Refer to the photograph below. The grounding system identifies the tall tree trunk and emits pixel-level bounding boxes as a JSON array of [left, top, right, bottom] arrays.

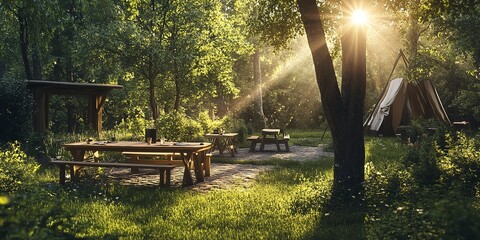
[[216, 93, 228, 118], [149, 76, 159, 120], [32, 47, 42, 79], [406, 0, 420, 81], [297, 0, 366, 191], [66, 57, 75, 132], [18, 13, 32, 79], [339, 20, 367, 188], [0, 60, 5, 79], [174, 76, 181, 111], [253, 48, 266, 129]]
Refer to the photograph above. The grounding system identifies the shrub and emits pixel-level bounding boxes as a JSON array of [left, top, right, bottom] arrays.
[[290, 174, 333, 214], [0, 78, 33, 144], [431, 199, 480, 239], [437, 132, 480, 196], [156, 112, 204, 141], [0, 142, 40, 193], [401, 137, 441, 185]]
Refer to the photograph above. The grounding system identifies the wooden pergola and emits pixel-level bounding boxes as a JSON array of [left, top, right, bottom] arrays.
[[26, 80, 123, 133]]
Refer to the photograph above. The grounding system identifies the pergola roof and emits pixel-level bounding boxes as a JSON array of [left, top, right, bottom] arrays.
[[26, 80, 123, 133], [26, 80, 123, 95]]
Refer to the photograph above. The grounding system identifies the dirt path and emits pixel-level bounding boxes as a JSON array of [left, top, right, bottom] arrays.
[[107, 145, 333, 192]]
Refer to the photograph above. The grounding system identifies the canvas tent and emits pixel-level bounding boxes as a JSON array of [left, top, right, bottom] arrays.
[[364, 78, 451, 136]]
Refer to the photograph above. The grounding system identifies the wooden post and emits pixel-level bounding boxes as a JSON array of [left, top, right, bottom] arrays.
[[32, 88, 48, 132], [87, 95, 104, 133]]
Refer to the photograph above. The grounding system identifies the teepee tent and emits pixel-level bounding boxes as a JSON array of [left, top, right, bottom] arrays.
[[364, 77, 450, 136]]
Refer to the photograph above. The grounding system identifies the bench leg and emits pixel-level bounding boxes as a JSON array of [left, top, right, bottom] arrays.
[[70, 165, 77, 183], [204, 154, 211, 177], [166, 169, 171, 187], [260, 140, 265, 151], [249, 142, 256, 152], [159, 169, 165, 187], [130, 156, 140, 173], [193, 153, 204, 183], [285, 142, 290, 152], [59, 164, 66, 185]]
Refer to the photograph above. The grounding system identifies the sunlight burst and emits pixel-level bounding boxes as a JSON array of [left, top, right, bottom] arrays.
[[352, 10, 368, 25]]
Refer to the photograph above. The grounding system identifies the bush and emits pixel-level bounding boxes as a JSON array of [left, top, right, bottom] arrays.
[[0, 142, 39, 193], [0, 78, 33, 144], [401, 137, 441, 185], [156, 112, 204, 141], [431, 199, 480, 239], [437, 132, 480, 196]]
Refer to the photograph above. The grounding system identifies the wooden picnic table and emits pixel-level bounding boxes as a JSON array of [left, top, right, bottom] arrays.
[[260, 129, 281, 152], [63, 141, 211, 186], [205, 133, 238, 156]]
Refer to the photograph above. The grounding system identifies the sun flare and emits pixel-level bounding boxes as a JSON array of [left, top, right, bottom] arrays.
[[352, 10, 368, 25]]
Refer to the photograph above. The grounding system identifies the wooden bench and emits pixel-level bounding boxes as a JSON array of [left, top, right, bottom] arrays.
[[122, 152, 212, 177], [247, 135, 290, 152], [50, 160, 176, 187]]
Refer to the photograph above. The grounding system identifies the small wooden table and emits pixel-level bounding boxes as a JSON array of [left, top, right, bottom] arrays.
[[260, 129, 281, 152], [205, 133, 238, 157], [63, 141, 211, 186]]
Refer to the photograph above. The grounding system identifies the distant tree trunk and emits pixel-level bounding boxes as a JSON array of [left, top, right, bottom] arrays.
[[406, 0, 421, 81], [216, 93, 228, 118], [0, 60, 5, 79], [253, 48, 266, 129], [149, 75, 159, 120], [297, 0, 366, 192], [32, 47, 42, 79], [18, 12, 32, 79], [66, 57, 75, 132], [174, 75, 181, 111]]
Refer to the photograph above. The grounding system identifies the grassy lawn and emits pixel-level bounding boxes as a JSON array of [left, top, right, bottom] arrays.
[[2, 130, 480, 239]]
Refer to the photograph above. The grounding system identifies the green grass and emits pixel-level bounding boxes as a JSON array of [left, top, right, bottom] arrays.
[[3, 130, 480, 239]]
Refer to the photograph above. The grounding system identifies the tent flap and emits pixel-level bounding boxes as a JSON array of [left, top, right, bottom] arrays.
[[364, 78, 450, 136]]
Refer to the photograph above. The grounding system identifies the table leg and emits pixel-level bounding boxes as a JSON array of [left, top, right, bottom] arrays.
[[59, 164, 66, 184], [181, 152, 194, 187], [260, 134, 266, 151], [227, 138, 236, 157], [233, 137, 238, 153], [275, 134, 280, 152], [204, 153, 211, 177], [193, 152, 205, 182], [69, 149, 85, 180]]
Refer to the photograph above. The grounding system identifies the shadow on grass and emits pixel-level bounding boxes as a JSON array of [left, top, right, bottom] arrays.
[[255, 157, 367, 240], [311, 185, 367, 240]]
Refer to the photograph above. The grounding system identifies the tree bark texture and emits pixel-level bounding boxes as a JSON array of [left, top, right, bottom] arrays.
[[18, 11, 32, 80], [253, 48, 266, 129], [297, 0, 366, 188]]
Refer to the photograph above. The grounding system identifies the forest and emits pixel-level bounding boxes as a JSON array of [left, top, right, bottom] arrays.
[[1, 0, 480, 239], [1, 0, 480, 141]]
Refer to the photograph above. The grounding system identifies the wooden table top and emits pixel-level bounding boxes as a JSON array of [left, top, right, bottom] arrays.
[[261, 129, 280, 134], [205, 133, 238, 138], [63, 141, 212, 152]]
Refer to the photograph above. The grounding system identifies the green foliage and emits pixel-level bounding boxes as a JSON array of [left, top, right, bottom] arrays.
[[290, 173, 333, 215], [402, 137, 441, 185], [431, 199, 480, 239], [156, 112, 204, 142], [0, 142, 39, 193], [0, 78, 33, 144], [437, 132, 480, 196], [0, 186, 76, 239], [2, 131, 480, 239]]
